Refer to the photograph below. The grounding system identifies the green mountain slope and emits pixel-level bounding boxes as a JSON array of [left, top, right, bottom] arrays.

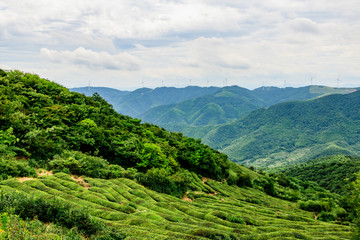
[[140, 85, 357, 140], [141, 86, 264, 127], [203, 90, 360, 168], [280, 155, 360, 194], [0, 70, 229, 180]]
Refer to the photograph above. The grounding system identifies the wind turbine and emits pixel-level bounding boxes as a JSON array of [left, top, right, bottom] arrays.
[[336, 75, 340, 88]]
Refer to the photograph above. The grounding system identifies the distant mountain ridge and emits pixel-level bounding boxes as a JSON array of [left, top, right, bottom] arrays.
[[140, 86, 265, 127], [203, 90, 360, 168], [71, 86, 219, 117], [72, 85, 357, 125], [139, 85, 357, 139]]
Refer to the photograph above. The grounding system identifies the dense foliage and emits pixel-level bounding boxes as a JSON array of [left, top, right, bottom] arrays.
[[0, 69, 229, 181], [0, 190, 126, 239], [281, 155, 360, 194], [0, 212, 85, 239]]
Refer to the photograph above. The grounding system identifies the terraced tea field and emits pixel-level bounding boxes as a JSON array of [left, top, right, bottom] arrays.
[[0, 173, 353, 239]]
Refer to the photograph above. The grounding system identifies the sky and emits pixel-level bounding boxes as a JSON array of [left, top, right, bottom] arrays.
[[1, 0, 360, 90]]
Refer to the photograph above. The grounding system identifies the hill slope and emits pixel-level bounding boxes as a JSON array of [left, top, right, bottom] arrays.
[[0, 172, 354, 239], [202, 90, 360, 168], [141, 86, 265, 127], [140, 85, 357, 139], [0, 70, 229, 180], [281, 155, 360, 194]]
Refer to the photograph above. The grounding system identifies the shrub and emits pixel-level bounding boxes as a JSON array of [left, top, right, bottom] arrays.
[[227, 170, 239, 186], [318, 211, 336, 221], [238, 173, 253, 187], [136, 168, 190, 197], [299, 200, 327, 213], [254, 178, 276, 196], [0, 157, 37, 180], [227, 215, 245, 224], [0, 191, 104, 236], [49, 150, 109, 178]]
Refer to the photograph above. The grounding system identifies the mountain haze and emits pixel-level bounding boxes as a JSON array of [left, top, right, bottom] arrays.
[[72, 86, 219, 117]]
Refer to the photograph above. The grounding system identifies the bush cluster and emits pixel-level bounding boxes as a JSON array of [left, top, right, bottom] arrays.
[[49, 150, 128, 179], [0, 191, 104, 236], [136, 168, 191, 197], [0, 157, 37, 180]]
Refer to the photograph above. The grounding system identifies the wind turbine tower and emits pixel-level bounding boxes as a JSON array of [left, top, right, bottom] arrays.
[[336, 76, 340, 88]]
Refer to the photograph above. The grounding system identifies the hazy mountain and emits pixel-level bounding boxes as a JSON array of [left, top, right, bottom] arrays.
[[70, 87, 129, 112], [141, 86, 265, 127], [72, 86, 219, 117], [253, 85, 357, 106]]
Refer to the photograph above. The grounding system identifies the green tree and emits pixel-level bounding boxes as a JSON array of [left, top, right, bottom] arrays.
[[344, 172, 360, 239]]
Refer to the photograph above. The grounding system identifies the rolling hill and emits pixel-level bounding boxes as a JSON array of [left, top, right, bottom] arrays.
[[202, 90, 360, 168]]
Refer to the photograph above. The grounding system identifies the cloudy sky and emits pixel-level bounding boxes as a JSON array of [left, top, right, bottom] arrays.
[[1, 0, 359, 90]]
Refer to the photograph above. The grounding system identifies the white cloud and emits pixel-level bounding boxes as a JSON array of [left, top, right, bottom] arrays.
[[40, 47, 141, 71], [1, 0, 360, 89]]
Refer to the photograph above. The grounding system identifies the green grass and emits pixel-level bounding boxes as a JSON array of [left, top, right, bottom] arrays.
[[0, 174, 354, 239]]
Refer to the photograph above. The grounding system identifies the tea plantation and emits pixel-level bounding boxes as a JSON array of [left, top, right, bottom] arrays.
[[0, 172, 354, 239]]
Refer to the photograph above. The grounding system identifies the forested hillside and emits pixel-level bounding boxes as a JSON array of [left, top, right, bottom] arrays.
[[0, 70, 232, 180], [1, 69, 359, 239], [281, 155, 360, 194], [141, 86, 264, 128], [134, 85, 356, 140], [202, 90, 360, 168]]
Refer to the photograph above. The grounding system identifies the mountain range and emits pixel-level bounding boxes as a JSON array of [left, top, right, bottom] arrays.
[[203, 90, 360, 168], [72, 85, 359, 168]]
